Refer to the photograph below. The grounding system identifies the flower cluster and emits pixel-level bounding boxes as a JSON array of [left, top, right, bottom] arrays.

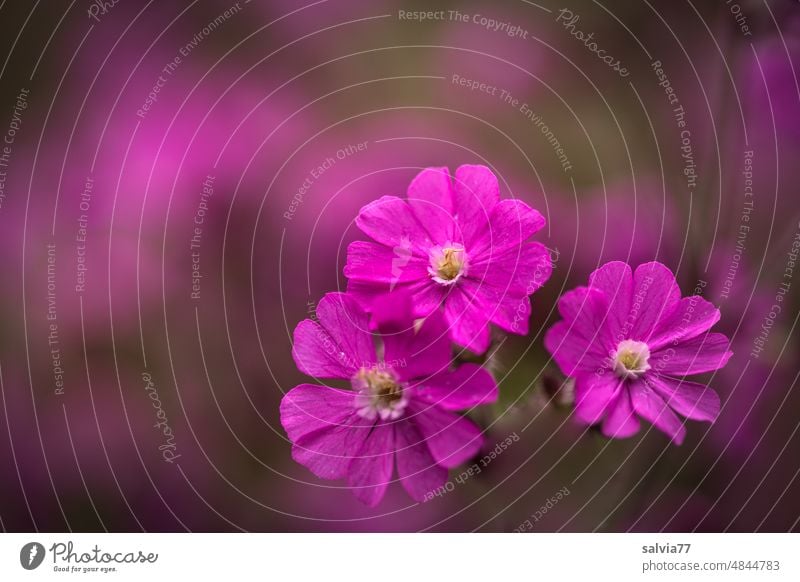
[[282, 292, 497, 505], [344, 165, 553, 353], [544, 262, 732, 444], [279, 165, 732, 506]]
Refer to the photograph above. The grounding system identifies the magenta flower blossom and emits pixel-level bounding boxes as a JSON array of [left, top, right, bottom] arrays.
[[544, 262, 733, 445], [344, 165, 553, 354], [280, 292, 498, 506]]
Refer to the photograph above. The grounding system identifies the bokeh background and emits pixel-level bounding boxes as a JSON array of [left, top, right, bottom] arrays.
[[0, 0, 798, 532]]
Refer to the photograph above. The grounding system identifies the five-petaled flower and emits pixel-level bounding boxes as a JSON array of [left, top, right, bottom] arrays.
[[280, 292, 498, 506], [344, 165, 553, 354], [544, 261, 732, 445]]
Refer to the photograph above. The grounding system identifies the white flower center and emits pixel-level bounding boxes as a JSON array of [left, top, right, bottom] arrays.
[[428, 242, 468, 285], [352, 366, 408, 420], [613, 339, 651, 379]]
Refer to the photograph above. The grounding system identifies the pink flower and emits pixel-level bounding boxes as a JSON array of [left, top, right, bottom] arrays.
[[344, 165, 553, 354], [544, 261, 733, 445], [280, 292, 498, 506]]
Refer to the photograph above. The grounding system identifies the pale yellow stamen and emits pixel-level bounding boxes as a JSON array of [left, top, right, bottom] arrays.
[[613, 339, 651, 379], [428, 243, 468, 285], [353, 367, 407, 420]]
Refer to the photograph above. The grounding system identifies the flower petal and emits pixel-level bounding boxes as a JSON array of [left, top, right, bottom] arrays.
[[367, 289, 415, 334], [280, 384, 356, 443], [452, 165, 500, 245], [395, 421, 448, 502], [413, 363, 498, 411], [544, 322, 603, 377], [347, 277, 445, 320], [407, 167, 457, 242], [647, 374, 720, 422], [470, 241, 553, 303], [491, 294, 531, 335], [410, 402, 483, 468], [557, 286, 609, 332], [292, 320, 357, 378], [650, 333, 732, 375], [315, 292, 377, 370], [629, 262, 681, 340], [588, 261, 633, 336], [344, 240, 428, 284], [470, 199, 546, 255], [383, 309, 452, 380], [465, 242, 552, 335], [573, 372, 622, 425], [292, 414, 373, 480], [347, 422, 395, 507], [356, 195, 434, 253], [407, 166, 453, 213], [646, 295, 721, 351], [443, 285, 492, 353], [544, 287, 615, 375], [602, 389, 640, 439], [630, 379, 687, 444]]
